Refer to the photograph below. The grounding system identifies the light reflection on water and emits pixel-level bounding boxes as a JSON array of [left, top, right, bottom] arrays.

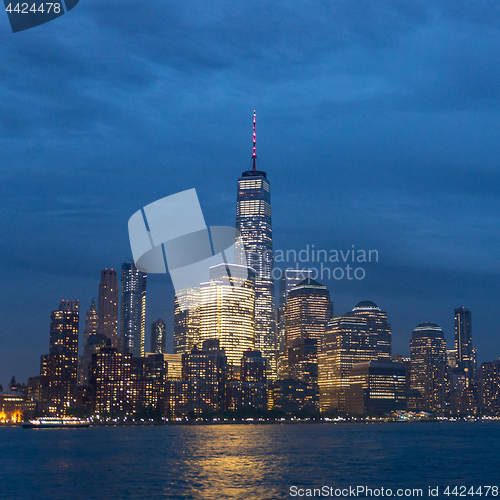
[[1, 422, 500, 499]]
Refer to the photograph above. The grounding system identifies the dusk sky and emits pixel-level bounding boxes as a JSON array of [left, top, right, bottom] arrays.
[[1, 1, 500, 388]]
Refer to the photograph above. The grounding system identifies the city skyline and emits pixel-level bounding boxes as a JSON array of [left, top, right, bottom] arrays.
[[2, 3, 500, 387], [1, 140, 498, 387]]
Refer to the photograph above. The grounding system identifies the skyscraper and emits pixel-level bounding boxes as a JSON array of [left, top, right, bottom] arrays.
[[279, 269, 313, 308], [318, 301, 392, 412], [41, 300, 79, 415], [284, 278, 333, 350], [173, 287, 200, 354], [455, 307, 474, 384], [49, 300, 79, 357], [199, 263, 255, 372], [409, 322, 447, 412], [283, 278, 333, 382], [277, 269, 313, 353], [151, 318, 166, 354], [83, 298, 100, 352], [98, 269, 119, 348], [235, 111, 276, 378], [120, 262, 147, 357], [80, 298, 102, 386]]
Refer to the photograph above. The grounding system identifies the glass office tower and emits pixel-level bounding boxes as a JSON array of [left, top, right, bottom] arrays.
[[235, 112, 276, 378]]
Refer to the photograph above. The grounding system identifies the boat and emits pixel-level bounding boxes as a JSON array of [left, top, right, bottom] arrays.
[[22, 417, 90, 428]]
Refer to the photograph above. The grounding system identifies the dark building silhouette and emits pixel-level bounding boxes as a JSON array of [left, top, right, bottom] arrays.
[[150, 318, 166, 354], [98, 269, 119, 348], [455, 307, 474, 385], [268, 379, 319, 414], [167, 340, 229, 417], [229, 350, 267, 411], [345, 361, 407, 414]]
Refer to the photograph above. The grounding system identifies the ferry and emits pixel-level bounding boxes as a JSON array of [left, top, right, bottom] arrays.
[[22, 417, 90, 429]]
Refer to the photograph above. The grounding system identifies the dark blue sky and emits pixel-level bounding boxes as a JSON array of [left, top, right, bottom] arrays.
[[1, 1, 500, 388]]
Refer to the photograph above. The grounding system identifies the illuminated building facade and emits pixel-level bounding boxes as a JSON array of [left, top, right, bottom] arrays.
[[235, 112, 276, 378], [229, 350, 267, 411], [446, 349, 458, 368], [199, 264, 255, 372], [120, 262, 147, 357], [38, 300, 80, 415], [479, 361, 500, 416], [344, 361, 407, 414], [409, 322, 447, 412], [284, 278, 333, 350], [283, 278, 333, 382], [90, 347, 132, 416], [278, 269, 313, 309], [277, 269, 313, 359], [318, 301, 392, 413], [455, 307, 474, 385], [241, 349, 266, 383], [173, 287, 200, 354], [167, 340, 229, 416], [0, 392, 35, 423], [151, 318, 166, 354], [98, 269, 119, 347], [268, 379, 319, 414]]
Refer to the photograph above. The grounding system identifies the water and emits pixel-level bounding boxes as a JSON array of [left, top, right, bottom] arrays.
[[1, 422, 499, 499]]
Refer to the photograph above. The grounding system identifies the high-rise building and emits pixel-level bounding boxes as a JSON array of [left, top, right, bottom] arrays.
[[318, 301, 392, 413], [409, 322, 447, 413], [229, 350, 267, 411], [120, 262, 147, 357], [151, 318, 166, 354], [80, 298, 103, 386], [284, 278, 333, 350], [278, 269, 313, 309], [83, 299, 100, 354], [173, 287, 200, 354], [345, 361, 407, 415], [199, 264, 255, 372], [98, 269, 119, 348], [49, 300, 79, 356], [90, 347, 132, 416], [168, 339, 230, 416], [282, 278, 333, 382], [479, 361, 500, 416], [454, 307, 474, 384], [235, 112, 276, 378], [41, 300, 80, 415], [277, 270, 313, 358]]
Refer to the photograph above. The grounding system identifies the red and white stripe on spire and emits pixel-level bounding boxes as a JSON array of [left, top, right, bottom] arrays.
[[252, 110, 257, 171]]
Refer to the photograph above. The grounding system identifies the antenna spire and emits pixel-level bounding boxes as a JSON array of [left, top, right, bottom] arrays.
[[252, 110, 257, 171]]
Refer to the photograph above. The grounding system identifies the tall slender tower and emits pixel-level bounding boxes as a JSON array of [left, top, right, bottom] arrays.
[[454, 307, 473, 385], [120, 262, 147, 357], [83, 298, 100, 351], [98, 269, 119, 348], [236, 112, 276, 378]]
